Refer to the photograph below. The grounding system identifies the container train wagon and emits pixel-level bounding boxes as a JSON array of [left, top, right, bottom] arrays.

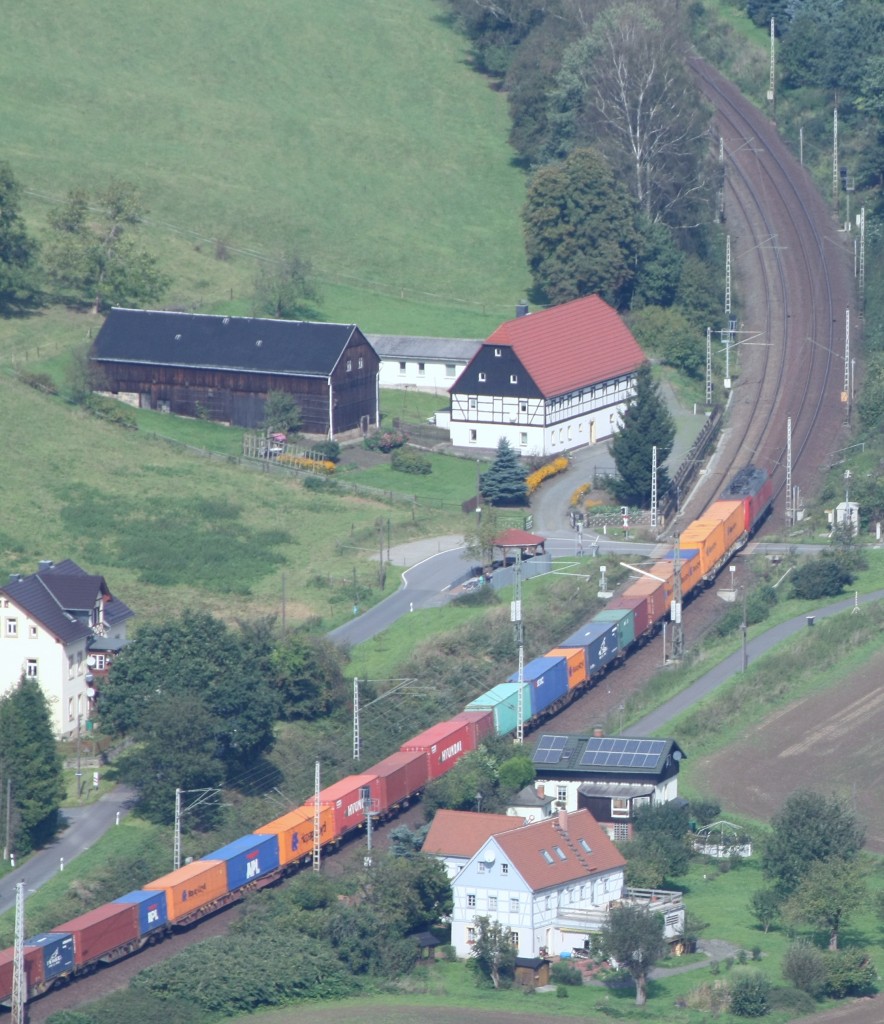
[[0, 466, 771, 1010]]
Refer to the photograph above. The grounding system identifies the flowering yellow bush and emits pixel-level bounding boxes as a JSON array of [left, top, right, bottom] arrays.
[[526, 456, 569, 495], [277, 454, 336, 474], [570, 482, 592, 507]]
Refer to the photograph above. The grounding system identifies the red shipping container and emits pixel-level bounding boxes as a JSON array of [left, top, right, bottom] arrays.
[[450, 709, 494, 746], [400, 717, 477, 780], [371, 750, 428, 813], [55, 903, 140, 967], [605, 595, 650, 638], [0, 945, 45, 1002], [313, 773, 378, 838], [622, 574, 671, 625]]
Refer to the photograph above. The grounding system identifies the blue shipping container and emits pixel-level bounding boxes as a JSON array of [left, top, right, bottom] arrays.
[[206, 833, 280, 891], [561, 620, 619, 677], [466, 682, 531, 736], [592, 608, 635, 650], [507, 655, 568, 718], [114, 889, 169, 936], [26, 933, 74, 980]]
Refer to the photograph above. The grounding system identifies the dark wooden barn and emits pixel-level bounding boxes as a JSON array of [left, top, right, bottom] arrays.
[[90, 308, 380, 437]]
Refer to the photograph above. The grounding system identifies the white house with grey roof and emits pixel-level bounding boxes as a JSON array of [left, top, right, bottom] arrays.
[[369, 335, 481, 395], [0, 560, 134, 736]]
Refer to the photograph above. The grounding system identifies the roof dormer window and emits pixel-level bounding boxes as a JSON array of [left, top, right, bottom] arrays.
[[478, 372, 486, 382], [509, 374, 518, 384], [494, 347, 502, 357]]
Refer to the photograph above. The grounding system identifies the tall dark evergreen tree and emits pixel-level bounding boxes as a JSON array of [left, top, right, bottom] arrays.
[[0, 162, 40, 314], [480, 437, 528, 507], [0, 678, 65, 854], [610, 362, 675, 507]]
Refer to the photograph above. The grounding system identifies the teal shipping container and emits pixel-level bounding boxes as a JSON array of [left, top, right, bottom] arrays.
[[592, 607, 635, 650], [466, 681, 532, 737]]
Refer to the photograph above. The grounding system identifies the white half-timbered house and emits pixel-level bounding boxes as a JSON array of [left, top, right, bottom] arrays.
[[448, 295, 647, 456], [449, 809, 627, 959]]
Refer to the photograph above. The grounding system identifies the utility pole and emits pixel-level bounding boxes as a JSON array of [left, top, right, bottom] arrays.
[[767, 17, 776, 115], [3, 777, 11, 860], [785, 417, 793, 527], [650, 446, 658, 530], [512, 550, 524, 745], [705, 327, 713, 406], [833, 107, 839, 211], [75, 714, 83, 799], [843, 309, 851, 421], [312, 760, 321, 873], [741, 588, 749, 673], [671, 539, 684, 663], [174, 787, 221, 870], [859, 208, 866, 310], [12, 881, 25, 1024], [352, 677, 360, 761]]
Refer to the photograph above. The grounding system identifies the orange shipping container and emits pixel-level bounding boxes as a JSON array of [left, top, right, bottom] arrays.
[[256, 804, 336, 866], [704, 500, 746, 551], [547, 647, 588, 690], [143, 859, 228, 923], [680, 518, 726, 577], [650, 552, 702, 599]]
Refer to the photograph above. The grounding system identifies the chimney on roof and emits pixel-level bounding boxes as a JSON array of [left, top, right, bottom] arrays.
[[592, 725, 604, 738], [536, 783, 545, 799], [515, 301, 529, 318], [9, 573, 22, 583], [38, 560, 54, 573], [557, 807, 568, 834]]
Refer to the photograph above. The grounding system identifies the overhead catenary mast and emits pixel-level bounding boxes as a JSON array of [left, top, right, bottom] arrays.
[[512, 549, 524, 745]]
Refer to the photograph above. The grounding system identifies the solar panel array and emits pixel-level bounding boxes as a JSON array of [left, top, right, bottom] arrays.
[[578, 737, 666, 769], [532, 734, 569, 764]]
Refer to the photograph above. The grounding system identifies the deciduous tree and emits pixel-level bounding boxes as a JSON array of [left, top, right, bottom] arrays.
[[598, 904, 666, 1005], [471, 916, 517, 989], [44, 180, 169, 313], [252, 250, 321, 321], [762, 791, 865, 898], [522, 148, 638, 307], [782, 856, 868, 950], [610, 362, 675, 507]]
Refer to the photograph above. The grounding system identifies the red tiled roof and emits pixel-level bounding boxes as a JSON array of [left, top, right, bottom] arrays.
[[422, 810, 526, 858], [494, 809, 626, 892], [492, 529, 546, 547], [487, 295, 646, 398]]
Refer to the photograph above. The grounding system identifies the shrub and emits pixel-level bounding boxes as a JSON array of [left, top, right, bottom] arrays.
[[277, 453, 335, 473], [555, 984, 569, 998], [791, 556, 854, 599], [728, 968, 771, 1016], [767, 986, 817, 1013], [570, 481, 591, 506], [526, 456, 569, 494], [83, 394, 137, 428], [550, 961, 583, 986], [782, 939, 827, 997], [439, 944, 456, 962], [364, 429, 407, 452], [309, 439, 341, 463], [20, 371, 58, 395], [303, 475, 338, 492], [823, 948, 877, 998], [391, 448, 432, 475]]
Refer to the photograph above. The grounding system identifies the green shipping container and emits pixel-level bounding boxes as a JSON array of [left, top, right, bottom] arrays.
[[466, 681, 532, 737], [592, 607, 635, 650]]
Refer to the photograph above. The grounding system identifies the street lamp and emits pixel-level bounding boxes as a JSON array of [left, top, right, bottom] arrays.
[[476, 791, 483, 813], [729, 565, 736, 592]]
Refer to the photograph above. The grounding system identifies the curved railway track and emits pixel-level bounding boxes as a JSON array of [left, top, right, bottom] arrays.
[[683, 60, 853, 530]]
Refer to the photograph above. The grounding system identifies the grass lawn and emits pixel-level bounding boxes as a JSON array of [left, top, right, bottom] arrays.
[[4, 0, 529, 334]]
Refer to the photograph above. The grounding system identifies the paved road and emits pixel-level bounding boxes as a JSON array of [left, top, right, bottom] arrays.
[[627, 589, 884, 736], [0, 785, 137, 916]]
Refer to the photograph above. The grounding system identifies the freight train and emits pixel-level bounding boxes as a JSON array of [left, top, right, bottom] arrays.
[[0, 465, 771, 1009]]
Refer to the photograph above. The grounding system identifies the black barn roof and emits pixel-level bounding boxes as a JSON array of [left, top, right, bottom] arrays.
[[91, 308, 374, 379]]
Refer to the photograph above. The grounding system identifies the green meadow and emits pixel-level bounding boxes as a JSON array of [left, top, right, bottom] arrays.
[[3, 0, 529, 334]]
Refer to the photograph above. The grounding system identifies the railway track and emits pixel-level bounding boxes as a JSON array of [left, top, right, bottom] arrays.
[[682, 60, 853, 531]]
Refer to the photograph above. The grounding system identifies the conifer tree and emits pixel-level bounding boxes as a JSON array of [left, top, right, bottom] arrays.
[[0, 677, 65, 854], [610, 362, 675, 507], [481, 437, 528, 507]]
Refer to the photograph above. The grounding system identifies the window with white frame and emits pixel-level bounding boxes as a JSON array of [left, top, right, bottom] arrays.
[[28, 624, 38, 639], [77, 651, 84, 675], [398, 361, 406, 375], [477, 862, 486, 874], [26, 659, 38, 678], [557, 785, 567, 803], [488, 896, 498, 911], [5, 618, 17, 637], [418, 362, 425, 376], [346, 359, 352, 372], [520, 402, 527, 413], [509, 897, 519, 913], [467, 926, 476, 943], [68, 697, 74, 721], [358, 356, 364, 369], [509, 373, 518, 384], [520, 433, 528, 446], [509, 930, 519, 949], [501, 863, 509, 875], [612, 797, 630, 818], [613, 822, 630, 841], [445, 363, 456, 377], [467, 894, 476, 908], [68, 655, 75, 678], [494, 347, 502, 357], [94, 654, 106, 671], [478, 372, 486, 382], [469, 397, 477, 409], [469, 429, 477, 443]]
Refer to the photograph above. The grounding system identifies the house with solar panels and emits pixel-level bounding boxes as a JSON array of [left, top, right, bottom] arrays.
[[447, 295, 647, 456], [530, 734, 687, 842], [0, 560, 134, 737]]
